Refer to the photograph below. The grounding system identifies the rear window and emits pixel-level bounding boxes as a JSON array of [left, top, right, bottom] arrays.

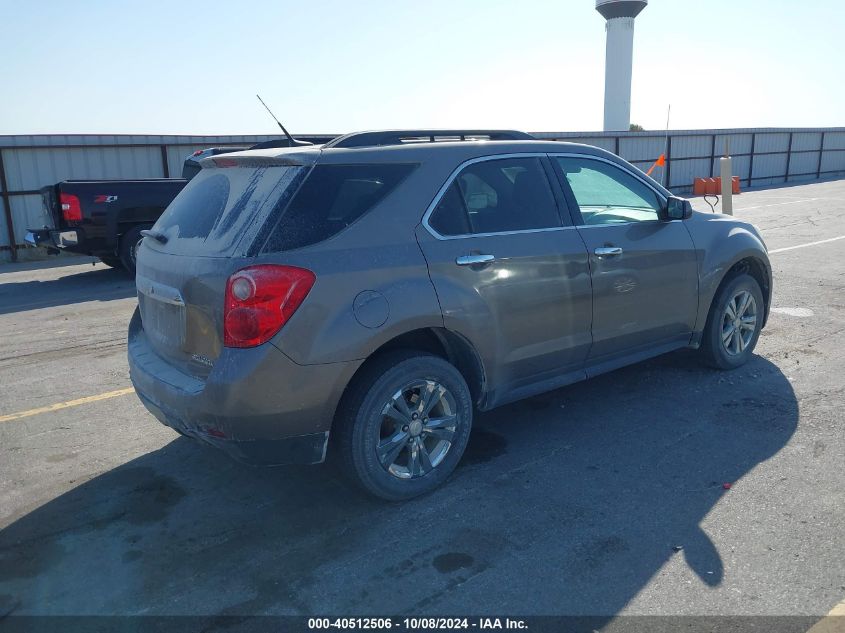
[[261, 164, 416, 253], [428, 157, 561, 236], [150, 165, 306, 256]]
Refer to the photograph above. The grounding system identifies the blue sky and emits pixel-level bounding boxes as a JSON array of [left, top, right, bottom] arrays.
[[2, 0, 843, 134]]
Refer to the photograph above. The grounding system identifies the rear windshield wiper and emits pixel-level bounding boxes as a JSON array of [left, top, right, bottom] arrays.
[[140, 229, 168, 244]]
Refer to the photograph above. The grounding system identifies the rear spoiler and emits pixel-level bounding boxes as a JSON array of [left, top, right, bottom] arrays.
[[199, 154, 316, 169]]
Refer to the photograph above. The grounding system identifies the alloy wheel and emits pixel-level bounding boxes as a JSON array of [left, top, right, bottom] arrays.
[[721, 290, 758, 356], [376, 379, 458, 479]]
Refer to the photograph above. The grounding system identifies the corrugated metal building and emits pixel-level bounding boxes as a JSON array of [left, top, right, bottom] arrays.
[[2, 128, 844, 261]]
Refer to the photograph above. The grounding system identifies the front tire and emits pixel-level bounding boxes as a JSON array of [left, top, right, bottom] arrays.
[[334, 351, 473, 501], [700, 273, 764, 369]]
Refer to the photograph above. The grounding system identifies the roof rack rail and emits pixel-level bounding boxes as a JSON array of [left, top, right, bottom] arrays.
[[323, 129, 535, 149]]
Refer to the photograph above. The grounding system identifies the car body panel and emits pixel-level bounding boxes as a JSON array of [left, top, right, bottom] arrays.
[[410, 151, 594, 407], [683, 212, 772, 335], [266, 243, 445, 366], [135, 250, 243, 378], [128, 308, 360, 463], [575, 220, 699, 359], [415, 226, 593, 407], [262, 159, 449, 365]]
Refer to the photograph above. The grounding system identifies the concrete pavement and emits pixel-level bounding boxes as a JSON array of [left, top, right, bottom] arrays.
[[0, 179, 843, 621]]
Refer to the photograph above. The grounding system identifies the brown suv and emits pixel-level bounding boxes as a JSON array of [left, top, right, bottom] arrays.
[[129, 130, 772, 500]]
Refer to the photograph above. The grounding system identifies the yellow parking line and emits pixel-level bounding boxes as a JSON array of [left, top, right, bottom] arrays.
[[0, 387, 135, 424], [806, 598, 845, 633]]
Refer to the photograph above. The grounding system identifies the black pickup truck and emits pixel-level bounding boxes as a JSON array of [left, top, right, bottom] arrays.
[[24, 147, 248, 273], [30, 178, 187, 272], [25, 138, 332, 274]]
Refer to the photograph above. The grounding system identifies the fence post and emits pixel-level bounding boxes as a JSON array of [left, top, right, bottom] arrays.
[[0, 150, 17, 263], [816, 132, 825, 179], [664, 135, 672, 188], [784, 132, 793, 184], [160, 145, 170, 178], [747, 133, 756, 188], [709, 134, 717, 178]]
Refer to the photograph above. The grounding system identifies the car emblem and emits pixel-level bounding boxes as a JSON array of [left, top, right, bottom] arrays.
[[191, 354, 214, 368]]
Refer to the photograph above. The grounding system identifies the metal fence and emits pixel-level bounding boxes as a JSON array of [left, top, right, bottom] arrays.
[[532, 127, 845, 196], [0, 133, 334, 262], [2, 127, 844, 262]]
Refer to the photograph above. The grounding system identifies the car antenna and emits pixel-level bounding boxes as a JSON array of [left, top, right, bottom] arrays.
[[256, 94, 308, 146]]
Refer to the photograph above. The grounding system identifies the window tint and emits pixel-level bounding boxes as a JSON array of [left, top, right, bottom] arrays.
[[262, 164, 415, 252], [429, 184, 472, 236], [151, 166, 305, 256], [556, 157, 663, 225], [159, 173, 230, 240], [428, 157, 560, 236]]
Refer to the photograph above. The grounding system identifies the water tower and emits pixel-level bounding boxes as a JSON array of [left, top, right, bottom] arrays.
[[596, 0, 648, 131]]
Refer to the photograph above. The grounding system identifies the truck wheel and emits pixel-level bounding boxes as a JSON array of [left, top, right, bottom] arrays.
[[333, 351, 473, 501], [99, 256, 121, 268], [700, 273, 764, 370], [119, 224, 152, 275]]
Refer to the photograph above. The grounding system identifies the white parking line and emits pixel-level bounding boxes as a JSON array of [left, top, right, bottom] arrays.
[[769, 235, 845, 254], [737, 198, 817, 211]]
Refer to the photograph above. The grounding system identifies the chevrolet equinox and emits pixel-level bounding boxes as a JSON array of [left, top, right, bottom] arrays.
[[129, 130, 772, 500]]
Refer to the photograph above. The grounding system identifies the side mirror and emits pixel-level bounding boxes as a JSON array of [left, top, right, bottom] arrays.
[[665, 196, 693, 220]]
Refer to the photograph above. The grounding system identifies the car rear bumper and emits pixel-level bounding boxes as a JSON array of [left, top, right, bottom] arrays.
[[127, 308, 361, 466]]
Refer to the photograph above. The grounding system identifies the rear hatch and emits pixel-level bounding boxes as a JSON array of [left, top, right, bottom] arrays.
[[136, 157, 310, 377]]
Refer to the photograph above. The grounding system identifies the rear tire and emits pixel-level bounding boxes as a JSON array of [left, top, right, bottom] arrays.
[[700, 273, 764, 370], [119, 224, 152, 276], [333, 351, 473, 501], [99, 256, 122, 268]]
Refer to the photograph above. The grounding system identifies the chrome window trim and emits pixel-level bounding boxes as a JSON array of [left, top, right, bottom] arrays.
[[549, 152, 670, 228], [575, 219, 682, 229], [421, 153, 571, 241], [421, 151, 675, 240]]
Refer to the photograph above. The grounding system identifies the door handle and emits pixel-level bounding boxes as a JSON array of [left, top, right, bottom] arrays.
[[456, 254, 495, 266], [594, 246, 623, 257]]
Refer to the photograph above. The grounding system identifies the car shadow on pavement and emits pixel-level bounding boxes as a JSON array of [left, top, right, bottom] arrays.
[[0, 351, 798, 624], [0, 266, 134, 315]]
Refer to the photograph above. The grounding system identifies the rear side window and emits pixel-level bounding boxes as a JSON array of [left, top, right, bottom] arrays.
[[428, 157, 561, 236], [150, 165, 306, 256], [261, 164, 416, 252]]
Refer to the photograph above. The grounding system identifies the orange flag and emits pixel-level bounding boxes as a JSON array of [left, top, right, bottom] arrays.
[[646, 154, 666, 176]]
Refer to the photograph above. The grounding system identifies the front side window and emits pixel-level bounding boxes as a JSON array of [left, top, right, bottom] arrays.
[[555, 157, 663, 225], [428, 157, 561, 236]]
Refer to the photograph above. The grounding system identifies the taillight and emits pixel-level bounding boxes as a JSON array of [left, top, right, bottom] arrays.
[[224, 265, 315, 348], [60, 193, 82, 222]]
